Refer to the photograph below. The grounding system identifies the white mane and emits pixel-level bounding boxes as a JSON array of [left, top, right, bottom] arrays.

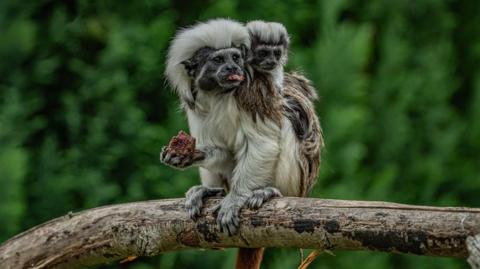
[[246, 20, 290, 46], [165, 18, 251, 106]]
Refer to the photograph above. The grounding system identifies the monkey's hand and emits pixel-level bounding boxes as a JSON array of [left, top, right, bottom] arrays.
[[214, 193, 248, 235], [185, 185, 226, 220], [160, 146, 205, 169], [246, 186, 282, 210], [160, 130, 205, 169]]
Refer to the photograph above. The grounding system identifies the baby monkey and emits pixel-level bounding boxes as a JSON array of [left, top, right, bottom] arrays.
[[246, 20, 290, 91], [244, 20, 321, 201]]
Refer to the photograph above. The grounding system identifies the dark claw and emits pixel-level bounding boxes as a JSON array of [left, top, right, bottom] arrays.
[[216, 199, 242, 235]]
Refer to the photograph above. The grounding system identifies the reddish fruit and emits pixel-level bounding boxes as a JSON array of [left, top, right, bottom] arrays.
[[166, 130, 196, 156]]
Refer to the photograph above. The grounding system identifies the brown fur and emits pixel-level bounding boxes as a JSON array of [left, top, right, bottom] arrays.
[[284, 72, 319, 101], [234, 69, 283, 125]]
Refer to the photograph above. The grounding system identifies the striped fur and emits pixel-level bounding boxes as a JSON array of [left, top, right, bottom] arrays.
[[282, 72, 323, 196]]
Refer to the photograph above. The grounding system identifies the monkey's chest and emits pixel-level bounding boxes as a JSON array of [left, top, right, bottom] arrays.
[[197, 106, 242, 150]]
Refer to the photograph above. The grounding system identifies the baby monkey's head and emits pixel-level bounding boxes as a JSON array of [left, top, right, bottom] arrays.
[[246, 21, 290, 72]]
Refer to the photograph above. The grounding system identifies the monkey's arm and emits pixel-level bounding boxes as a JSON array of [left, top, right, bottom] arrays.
[[194, 145, 235, 174], [160, 144, 234, 174]]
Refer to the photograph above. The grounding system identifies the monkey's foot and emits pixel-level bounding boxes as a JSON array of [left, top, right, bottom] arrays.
[[246, 187, 282, 210], [185, 185, 226, 220], [215, 194, 247, 236], [160, 146, 205, 169]]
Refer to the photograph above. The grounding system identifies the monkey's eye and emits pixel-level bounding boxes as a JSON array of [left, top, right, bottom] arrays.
[[274, 49, 281, 57], [257, 50, 268, 58], [212, 56, 224, 64], [232, 54, 240, 62]]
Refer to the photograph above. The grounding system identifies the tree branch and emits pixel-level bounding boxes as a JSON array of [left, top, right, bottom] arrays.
[[1, 198, 480, 269]]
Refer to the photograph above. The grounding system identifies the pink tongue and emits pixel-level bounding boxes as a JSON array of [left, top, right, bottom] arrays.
[[228, 74, 245, 81]]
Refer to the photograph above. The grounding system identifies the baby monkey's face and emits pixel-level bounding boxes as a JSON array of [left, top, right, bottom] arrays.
[[250, 44, 285, 72]]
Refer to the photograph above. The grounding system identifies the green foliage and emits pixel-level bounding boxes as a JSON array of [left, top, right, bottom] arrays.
[[1, 0, 479, 268]]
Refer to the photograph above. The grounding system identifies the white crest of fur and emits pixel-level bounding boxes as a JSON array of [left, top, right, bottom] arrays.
[[246, 20, 290, 46], [165, 19, 251, 105]]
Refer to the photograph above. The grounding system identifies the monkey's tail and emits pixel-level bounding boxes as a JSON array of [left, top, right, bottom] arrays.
[[235, 248, 265, 269]]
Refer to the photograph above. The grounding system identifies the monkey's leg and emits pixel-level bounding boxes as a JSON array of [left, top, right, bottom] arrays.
[[214, 187, 282, 235], [216, 130, 281, 235], [245, 186, 283, 210]]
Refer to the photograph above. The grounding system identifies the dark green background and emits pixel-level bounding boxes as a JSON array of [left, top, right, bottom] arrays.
[[1, 0, 479, 268]]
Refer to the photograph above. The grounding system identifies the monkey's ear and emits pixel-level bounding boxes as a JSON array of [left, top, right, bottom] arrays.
[[181, 60, 197, 77], [181, 59, 193, 70]]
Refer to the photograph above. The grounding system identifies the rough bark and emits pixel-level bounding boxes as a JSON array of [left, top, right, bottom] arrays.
[[1, 198, 480, 269]]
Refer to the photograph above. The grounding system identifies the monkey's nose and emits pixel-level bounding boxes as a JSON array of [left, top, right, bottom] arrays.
[[225, 65, 239, 72]]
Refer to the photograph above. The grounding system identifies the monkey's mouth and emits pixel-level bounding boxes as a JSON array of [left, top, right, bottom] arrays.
[[227, 74, 245, 82], [218, 71, 245, 89], [260, 63, 276, 71]]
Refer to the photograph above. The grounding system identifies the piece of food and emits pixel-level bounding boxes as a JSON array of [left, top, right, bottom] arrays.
[[166, 130, 196, 156]]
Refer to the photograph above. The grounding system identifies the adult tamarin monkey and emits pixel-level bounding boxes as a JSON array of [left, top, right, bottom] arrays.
[[161, 19, 323, 269]]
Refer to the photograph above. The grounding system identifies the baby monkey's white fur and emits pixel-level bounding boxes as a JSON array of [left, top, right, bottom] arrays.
[[246, 20, 306, 198]]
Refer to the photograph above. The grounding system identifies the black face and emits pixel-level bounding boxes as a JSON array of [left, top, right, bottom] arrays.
[[250, 45, 283, 71], [182, 46, 246, 92]]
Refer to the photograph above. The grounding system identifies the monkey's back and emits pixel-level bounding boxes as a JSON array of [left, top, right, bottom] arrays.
[[283, 72, 324, 197]]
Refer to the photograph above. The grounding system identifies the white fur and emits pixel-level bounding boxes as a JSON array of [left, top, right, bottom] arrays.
[[187, 93, 239, 180], [246, 20, 290, 46], [188, 92, 302, 197], [187, 91, 281, 196], [274, 118, 301, 196], [270, 65, 285, 93], [165, 19, 250, 106]]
